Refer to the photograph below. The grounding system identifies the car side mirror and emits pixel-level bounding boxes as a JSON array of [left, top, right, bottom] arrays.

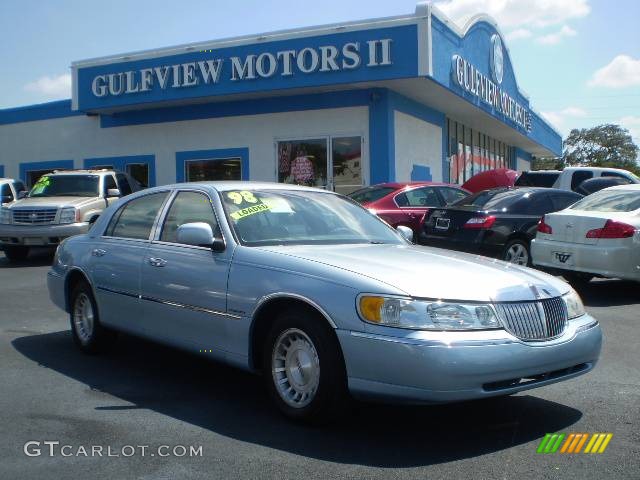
[[1, 195, 13, 203], [396, 225, 414, 243], [176, 222, 225, 251], [106, 188, 121, 198], [18, 191, 28, 199]]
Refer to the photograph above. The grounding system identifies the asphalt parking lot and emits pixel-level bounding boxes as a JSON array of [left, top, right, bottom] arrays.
[[1, 248, 638, 480]]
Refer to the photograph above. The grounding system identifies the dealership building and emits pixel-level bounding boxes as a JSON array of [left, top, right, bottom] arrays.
[[0, 2, 562, 193]]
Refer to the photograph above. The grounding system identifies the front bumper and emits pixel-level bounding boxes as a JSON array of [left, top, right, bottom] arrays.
[[532, 238, 639, 282], [337, 314, 602, 404], [0, 222, 89, 247]]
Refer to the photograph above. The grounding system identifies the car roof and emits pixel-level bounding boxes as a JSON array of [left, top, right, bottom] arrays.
[[370, 181, 457, 189], [562, 166, 631, 173], [48, 169, 123, 175], [601, 184, 640, 192], [145, 181, 336, 194]]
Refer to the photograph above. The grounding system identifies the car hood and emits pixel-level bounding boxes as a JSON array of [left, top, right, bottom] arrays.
[[7, 197, 99, 208], [257, 244, 570, 302]]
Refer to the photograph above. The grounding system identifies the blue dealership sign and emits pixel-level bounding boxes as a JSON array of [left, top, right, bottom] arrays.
[[75, 24, 418, 111]]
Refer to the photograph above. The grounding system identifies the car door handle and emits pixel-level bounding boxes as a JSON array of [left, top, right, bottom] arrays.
[[91, 248, 107, 257], [148, 257, 167, 267]]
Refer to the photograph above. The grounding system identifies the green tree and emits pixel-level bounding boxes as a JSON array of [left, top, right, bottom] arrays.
[[563, 124, 640, 175]]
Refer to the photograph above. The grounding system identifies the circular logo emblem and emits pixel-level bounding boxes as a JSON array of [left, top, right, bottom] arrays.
[[491, 34, 504, 84]]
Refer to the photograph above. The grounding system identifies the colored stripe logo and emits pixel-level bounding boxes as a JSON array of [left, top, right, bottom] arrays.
[[537, 433, 613, 454]]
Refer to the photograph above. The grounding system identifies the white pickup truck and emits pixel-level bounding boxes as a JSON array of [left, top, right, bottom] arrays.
[[0, 178, 27, 206], [516, 167, 640, 192]]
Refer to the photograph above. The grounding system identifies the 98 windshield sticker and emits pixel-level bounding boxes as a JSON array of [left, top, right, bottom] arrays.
[[226, 191, 272, 220]]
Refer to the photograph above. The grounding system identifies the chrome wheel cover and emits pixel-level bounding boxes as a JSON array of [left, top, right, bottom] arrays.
[[271, 328, 320, 408], [73, 292, 94, 344], [505, 243, 529, 265]]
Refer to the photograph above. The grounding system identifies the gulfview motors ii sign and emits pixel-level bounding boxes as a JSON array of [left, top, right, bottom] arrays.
[[452, 35, 532, 132], [90, 39, 393, 98]]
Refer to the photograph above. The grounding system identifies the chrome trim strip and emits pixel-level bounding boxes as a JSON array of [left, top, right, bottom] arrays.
[[348, 330, 517, 347], [96, 285, 240, 319], [253, 292, 338, 328]]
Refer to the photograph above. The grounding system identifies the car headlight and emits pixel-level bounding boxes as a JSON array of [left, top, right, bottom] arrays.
[[0, 208, 11, 224], [59, 207, 78, 224], [358, 295, 502, 330], [562, 288, 585, 320]]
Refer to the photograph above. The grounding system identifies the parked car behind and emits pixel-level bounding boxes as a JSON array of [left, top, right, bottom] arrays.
[[532, 184, 640, 285], [419, 187, 582, 265], [348, 182, 470, 236], [0, 178, 27, 206], [0, 169, 140, 262], [48, 182, 601, 423], [575, 176, 632, 196]]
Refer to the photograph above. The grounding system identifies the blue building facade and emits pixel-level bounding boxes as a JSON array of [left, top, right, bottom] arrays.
[[0, 3, 561, 192]]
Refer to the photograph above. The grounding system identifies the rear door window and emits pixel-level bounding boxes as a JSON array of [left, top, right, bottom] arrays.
[[524, 193, 554, 215], [439, 187, 468, 205], [396, 187, 441, 207], [106, 192, 169, 240]]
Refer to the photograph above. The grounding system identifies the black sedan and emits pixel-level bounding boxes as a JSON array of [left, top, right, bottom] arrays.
[[418, 187, 582, 266]]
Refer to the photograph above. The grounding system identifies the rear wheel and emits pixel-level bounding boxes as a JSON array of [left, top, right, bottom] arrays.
[[503, 239, 531, 266], [3, 246, 29, 262], [70, 282, 117, 354], [263, 306, 348, 424]]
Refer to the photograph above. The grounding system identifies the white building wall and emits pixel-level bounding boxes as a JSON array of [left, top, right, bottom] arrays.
[[393, 110, 442, 182], [0, 106, 369, 186]]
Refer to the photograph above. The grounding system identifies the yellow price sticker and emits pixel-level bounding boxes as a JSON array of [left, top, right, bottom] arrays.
[[227, 190, 258, 205], [230, 203, 271, 220]]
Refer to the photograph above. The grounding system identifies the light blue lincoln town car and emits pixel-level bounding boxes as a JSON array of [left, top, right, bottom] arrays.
[[47, 182, 602, 422]]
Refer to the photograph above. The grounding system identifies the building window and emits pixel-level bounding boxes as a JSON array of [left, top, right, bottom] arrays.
[[332, 136, 362, 195], [277, 138, 328, 188], [185, 158, 242, 182], [84, 155, 156, 187]]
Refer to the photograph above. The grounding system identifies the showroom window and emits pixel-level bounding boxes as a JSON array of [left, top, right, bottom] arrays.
[[277, 136, 363, 194], [446, 119, 516, 184], [185, 158, 242, 182]]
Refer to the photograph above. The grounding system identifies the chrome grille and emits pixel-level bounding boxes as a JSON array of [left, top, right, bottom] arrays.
[[12, 208, 58, 224], [496, 297, 567, 341]]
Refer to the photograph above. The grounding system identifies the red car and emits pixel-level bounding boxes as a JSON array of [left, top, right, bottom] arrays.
[[348, 182, 470, 235]]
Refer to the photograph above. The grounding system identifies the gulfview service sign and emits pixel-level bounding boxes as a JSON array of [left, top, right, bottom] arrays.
[[75, 25, 418, 110]]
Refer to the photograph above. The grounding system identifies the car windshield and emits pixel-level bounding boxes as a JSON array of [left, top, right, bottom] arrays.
[[452, 189, 524, 210], [569, 189, 640, 212], [348, 186, 395, 204], [28, 175, 100, 197], [221, 189, 406, 246]]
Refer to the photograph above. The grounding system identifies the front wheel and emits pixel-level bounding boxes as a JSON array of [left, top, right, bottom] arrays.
[[70, 282, 117, 354], [503, 239, 531, 266], [263, 307, 348, 423]]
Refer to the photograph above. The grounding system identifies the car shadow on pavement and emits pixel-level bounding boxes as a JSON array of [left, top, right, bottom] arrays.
[[575, 279, 640, 308], [13, 330, 583, 468], [0, 249, 54, 268]]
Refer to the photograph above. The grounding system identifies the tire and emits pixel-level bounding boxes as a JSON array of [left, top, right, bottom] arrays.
[[502, 239, 531, 266], [3, 246, 29, 262], [563, 272, 593, 287], [69, 282, 117, 354], [263, 306, 348, 424]]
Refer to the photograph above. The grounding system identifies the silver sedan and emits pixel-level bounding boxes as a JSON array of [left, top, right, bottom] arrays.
[[47, 182, 602, 422]]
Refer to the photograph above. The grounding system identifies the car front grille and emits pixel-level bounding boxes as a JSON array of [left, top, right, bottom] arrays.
[[12, 208, 58, 224], [495, 297, 567, 341]]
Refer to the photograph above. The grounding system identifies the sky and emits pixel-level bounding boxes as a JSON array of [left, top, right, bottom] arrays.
[[1, 0, 639, 146]]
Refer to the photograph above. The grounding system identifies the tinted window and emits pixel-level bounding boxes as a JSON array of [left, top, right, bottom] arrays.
[[106, 192, 168, 240], [524, 193, 554, 215], [453, 189, 525, 211], [551, 193, 581, 210], [116, 173, 132, 196], [1, 184, 13, 201], [571, 171, 594, 191], [395, 187, 441, 207], [103, 175, 117, 195], [570, 189, 640, 212], [439, 187, 469, 205], [601, 171, 628, 179], [348, 186, 396, 204], [160, 191, 220, 244], [515, 171, 560, 187]]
